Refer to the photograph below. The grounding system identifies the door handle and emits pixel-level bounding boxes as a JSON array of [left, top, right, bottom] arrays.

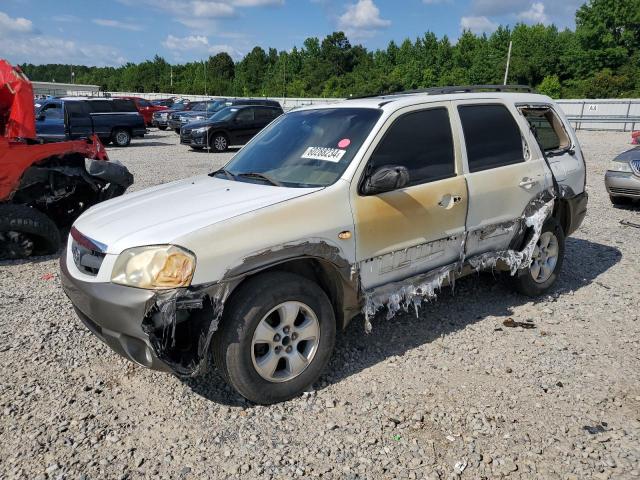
[[519, 177, 538, 189], [438, 194, 463, 209]]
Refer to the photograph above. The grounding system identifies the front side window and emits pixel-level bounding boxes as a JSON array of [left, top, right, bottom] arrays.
[[366, 107, 456, 187], [41, 103, 63, 119], [458, 104, 525, 172], [235, 108, 254, 123], [217, 108, 382, 188]]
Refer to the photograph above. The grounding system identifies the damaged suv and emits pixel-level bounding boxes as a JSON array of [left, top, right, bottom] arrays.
[[61, 86, 588, 404]]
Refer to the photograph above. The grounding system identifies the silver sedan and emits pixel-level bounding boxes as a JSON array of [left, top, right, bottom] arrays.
[[605, 147, 640, 205]]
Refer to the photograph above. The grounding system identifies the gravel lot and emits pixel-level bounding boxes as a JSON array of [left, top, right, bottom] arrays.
[[1, 129, 639, 480]]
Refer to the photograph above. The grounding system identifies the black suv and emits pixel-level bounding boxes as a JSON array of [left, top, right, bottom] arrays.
[[180, 104, 283, 151]]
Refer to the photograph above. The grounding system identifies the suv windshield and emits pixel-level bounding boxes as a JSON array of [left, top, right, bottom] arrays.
[[216, 108, 382, 188]]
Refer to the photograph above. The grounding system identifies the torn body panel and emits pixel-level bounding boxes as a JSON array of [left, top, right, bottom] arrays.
[[360, 199, 555, 329], [141, 240, 358, 377]]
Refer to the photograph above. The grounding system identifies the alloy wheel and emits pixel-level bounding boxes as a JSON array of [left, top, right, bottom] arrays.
[[251, 301, 320, 383], [530, 231, 559, 283]]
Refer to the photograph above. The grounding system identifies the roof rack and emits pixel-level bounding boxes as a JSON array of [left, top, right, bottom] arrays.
[[347, 84, 533, 100]]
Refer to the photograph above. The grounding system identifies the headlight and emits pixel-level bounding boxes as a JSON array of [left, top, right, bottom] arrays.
[[193, 126, 209, 134], [111, 245, 195, 289], [194, 116, 205, 121], [608, 160, 632, 173]]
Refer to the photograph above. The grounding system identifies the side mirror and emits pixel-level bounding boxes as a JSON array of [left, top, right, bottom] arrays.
[[362, 165, 410, 195]]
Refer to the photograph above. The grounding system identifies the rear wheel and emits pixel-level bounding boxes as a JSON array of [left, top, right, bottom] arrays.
[[174, 128, 180, 134], [158, 126, 167, 131], [512, 218, 565, 296], [0, 204, 60, 260], [212, 272, 336, 404], [112, 128, 131, 147]]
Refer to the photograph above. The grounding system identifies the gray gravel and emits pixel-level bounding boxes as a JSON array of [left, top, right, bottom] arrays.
[[1, 129, 639, 479]]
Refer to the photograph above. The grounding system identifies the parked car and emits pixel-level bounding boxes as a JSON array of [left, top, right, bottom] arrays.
[[36, 97, 146, 147], [180, 104, 284, 151], [61, 86, 588, 404], [151, 98, 175, 108], [155, 101, 201, 131], [605, 146, 640, 205], [170, 99, 283, 133], [116, 96, 168, 127]]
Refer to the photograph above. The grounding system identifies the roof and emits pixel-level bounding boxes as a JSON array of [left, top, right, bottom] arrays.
[[294, 91, 554, 113]]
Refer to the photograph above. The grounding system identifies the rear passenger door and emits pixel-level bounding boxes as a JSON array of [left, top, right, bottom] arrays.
[[453, 101, 547, 257], [64, 101, 93, 139], [351, 103, 468, 290]]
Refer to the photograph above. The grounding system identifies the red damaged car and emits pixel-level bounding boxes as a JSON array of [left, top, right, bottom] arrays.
[[0, 60, 133, 259], [116, 96, 168, 127]]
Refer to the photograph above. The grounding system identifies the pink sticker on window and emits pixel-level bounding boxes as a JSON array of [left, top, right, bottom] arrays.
[[338, 138, 351, 149]]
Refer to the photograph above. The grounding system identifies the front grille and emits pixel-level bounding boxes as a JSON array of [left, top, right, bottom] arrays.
[[631, 159, 640, 176], [70, 227, 106, 276], [170, 113, 181, 120], [180, 132, 192, 144], [610, 186, 640, 196]]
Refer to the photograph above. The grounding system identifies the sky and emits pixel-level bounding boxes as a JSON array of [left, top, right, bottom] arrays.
[[0, 0, 585, 67]]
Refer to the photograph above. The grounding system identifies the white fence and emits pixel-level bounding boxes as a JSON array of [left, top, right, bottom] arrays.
[[55, 88, 639, 131]]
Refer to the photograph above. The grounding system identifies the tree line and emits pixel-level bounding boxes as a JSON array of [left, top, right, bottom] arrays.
[[20, 0, 640, 99]]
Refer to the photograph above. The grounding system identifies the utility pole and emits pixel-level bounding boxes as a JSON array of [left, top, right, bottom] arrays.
[[170, 65, 173, 88], [282, 53, 287, 104], [70, 65, 74, 84], [503, 40, 512, 85], [203, 60, 207, 96]]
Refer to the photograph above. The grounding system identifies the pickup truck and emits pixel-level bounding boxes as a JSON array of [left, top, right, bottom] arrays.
[[35, 98, 146, 147]]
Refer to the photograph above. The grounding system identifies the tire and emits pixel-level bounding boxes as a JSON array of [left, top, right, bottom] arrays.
[[158, 126, 167, 131], [210, 133, 229, 152], [174, 128, 180, 134], [212, 272, 336, 404], [610, 195, 632, 206], [112, 128, 131, 147], [190, 146, 204, 151], [512, 217, 565, 297], [0, 204, 61, 260]]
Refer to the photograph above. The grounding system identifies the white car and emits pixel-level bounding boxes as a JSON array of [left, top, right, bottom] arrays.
[[61, 86, 588, 404]]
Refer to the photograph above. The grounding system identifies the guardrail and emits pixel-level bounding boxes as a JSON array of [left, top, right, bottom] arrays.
[[566, 115, 640, 131]]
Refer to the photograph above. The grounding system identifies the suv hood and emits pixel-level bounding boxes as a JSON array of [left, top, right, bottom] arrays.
[[184, 119, 225, 130], [73, 175, 321, 254]]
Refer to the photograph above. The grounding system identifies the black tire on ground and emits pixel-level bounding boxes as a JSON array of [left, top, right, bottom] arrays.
[[190, 146, 204, 151], [112, 128, 131, 147], [0, 204, 61, 260], [512, 217, 565, 297], [174, 128, 180, 134], [212, 271, 336, 404], [210, 132, 229, 152], [158, 126, 167, 131], [610, 195, 632, 206]]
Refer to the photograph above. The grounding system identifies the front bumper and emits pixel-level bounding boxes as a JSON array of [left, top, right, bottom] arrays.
[[180, 130, 207, 146], [167, 119, 183, 130], [60, 257, 173, 372], [605, 171, 640, 198]]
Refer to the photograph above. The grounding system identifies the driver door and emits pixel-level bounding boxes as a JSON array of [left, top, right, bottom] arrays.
[[351, 103, 468, 290]]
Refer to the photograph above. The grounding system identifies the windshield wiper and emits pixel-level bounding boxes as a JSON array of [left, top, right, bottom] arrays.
[[237, 172, 282, 186], [210, 168, 237, 181]]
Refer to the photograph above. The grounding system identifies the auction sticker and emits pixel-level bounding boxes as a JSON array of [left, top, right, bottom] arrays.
[[301, 146, 346, 163]]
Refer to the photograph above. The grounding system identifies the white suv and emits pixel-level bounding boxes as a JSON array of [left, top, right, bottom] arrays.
[[61, 86, 588, 404]]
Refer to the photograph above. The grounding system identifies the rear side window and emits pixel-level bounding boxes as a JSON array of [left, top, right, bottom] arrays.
[[65, 101, 90, 118], [458, 104, 524, 172], [112, 99, 137, 112], [520, 108, 570, 152], [255, 108, 276, 122], [367, 108, 455, 187], [87, 101, 114, 113]]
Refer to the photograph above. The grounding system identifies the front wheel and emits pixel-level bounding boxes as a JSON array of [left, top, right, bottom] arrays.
[[158, 125, 167, 131], [0, 204, 61, 260], [212, 272, 336, 404], [210, 133, 228, 152], [112, 128, 131, 147], [512, 218, 565, 296]]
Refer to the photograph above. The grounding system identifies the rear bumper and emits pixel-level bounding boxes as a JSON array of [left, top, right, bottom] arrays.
[[59, 256, 173, 372], [167, 120, 182, 130], [605, 171, 640, 198]]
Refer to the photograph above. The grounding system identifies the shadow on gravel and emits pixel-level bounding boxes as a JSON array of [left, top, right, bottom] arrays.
[[182, 238, 621, 406], [188, 147, 241, 154], [126, 141, 171, 147]]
